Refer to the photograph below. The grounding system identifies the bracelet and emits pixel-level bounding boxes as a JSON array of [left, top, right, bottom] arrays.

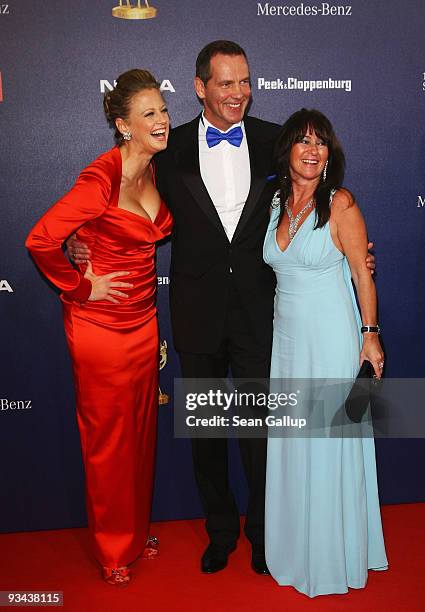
[[361, 325, 380, 334]]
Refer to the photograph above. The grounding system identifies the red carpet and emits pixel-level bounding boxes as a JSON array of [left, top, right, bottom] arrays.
[[1, 504, 423, 611]]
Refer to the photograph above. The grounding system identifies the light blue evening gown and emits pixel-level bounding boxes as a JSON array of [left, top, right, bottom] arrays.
[[263, 191, 388, 597]]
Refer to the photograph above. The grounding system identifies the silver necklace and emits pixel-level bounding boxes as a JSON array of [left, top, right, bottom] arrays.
[[285, 197, 314, 241]]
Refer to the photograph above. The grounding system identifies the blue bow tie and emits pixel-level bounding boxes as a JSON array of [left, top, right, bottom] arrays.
[[205, 125, 243, 148]]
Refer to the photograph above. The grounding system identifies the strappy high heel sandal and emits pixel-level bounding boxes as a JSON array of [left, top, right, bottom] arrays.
[[142, 535, 159, 559], [102, 565, 131, 586]]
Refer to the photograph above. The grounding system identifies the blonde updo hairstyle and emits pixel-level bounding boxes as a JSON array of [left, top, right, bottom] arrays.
[[103, 69, 161, 144]]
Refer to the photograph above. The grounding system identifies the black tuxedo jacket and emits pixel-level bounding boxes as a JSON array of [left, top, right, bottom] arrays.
[[155, 114, 280, 354]]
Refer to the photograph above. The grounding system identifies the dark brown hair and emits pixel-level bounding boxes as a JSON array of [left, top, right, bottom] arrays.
[[103, 69, 160, 144], [196, 40, 248, 85], [274, 108, 346, 229]]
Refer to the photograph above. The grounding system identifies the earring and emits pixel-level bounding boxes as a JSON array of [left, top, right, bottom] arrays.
[[122, 131, 132, 141], [322, 161, 328, 182]]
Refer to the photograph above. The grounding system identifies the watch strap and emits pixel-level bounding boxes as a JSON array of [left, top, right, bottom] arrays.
[[361, 325, 380, 334]]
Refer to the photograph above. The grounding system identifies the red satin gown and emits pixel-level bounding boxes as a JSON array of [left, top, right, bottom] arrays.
[[26, 146, 173, 568]]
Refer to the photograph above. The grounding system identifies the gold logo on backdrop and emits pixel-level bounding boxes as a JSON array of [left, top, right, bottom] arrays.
[[158, 340, 169, 405], [112, 0, 157, 20]]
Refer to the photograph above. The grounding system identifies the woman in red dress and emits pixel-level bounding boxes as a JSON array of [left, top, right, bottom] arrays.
[[26, 69, 173, 585]]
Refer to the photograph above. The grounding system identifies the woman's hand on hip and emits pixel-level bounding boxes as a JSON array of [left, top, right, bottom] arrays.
[[84, 261, 133, 304]]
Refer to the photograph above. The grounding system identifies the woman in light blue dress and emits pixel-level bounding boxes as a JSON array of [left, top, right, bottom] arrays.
[[264, 109, 388, 597]]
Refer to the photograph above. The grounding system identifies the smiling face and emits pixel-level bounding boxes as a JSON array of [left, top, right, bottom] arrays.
[[289, 129, 329, 183], [115, 88, 169, 154], [194, 53, 251, 131]]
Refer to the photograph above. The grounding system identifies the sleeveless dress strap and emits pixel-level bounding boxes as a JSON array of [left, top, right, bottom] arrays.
[[329, 188, 337, 206], [271, 190, 283, 222], [271, 189, 281, 210]]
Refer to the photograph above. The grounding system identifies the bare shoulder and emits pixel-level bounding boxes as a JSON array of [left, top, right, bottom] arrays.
[[331, 188, 356, 213]]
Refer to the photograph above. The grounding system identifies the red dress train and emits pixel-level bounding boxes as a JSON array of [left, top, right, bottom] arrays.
[[26, 147, 173, 567]]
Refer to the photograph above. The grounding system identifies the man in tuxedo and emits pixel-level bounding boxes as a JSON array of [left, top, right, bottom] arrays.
[[156, 40, 279, 576], [69, 40, 375, 575]]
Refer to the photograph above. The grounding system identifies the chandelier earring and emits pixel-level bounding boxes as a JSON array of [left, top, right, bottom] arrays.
[[322, 160, 328, 182], [122, 130, 132, 141]]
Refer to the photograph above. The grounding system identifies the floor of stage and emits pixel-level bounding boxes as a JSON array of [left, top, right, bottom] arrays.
[[1, 503, 423, 611]]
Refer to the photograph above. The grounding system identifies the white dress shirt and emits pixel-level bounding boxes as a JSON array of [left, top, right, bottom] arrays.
[[198, 114, 251, 242]]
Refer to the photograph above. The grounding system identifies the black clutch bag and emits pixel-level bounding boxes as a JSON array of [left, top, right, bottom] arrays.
[[345, 360, 381, 423]]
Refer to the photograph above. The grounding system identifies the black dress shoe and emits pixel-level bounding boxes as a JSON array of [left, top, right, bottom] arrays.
[[201, 543, 236, 574], [251, 551, 271, 575]]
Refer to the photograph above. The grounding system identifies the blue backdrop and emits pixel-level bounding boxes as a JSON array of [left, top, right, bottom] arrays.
[[1, 0, 424, 533]]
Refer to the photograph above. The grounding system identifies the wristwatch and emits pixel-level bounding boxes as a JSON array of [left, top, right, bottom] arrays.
[[361, 325, 380, 334]]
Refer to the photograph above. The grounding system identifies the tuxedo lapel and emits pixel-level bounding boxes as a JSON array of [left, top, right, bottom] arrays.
[[231, 118, 271, 243], [174, 116, 228, 240]]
